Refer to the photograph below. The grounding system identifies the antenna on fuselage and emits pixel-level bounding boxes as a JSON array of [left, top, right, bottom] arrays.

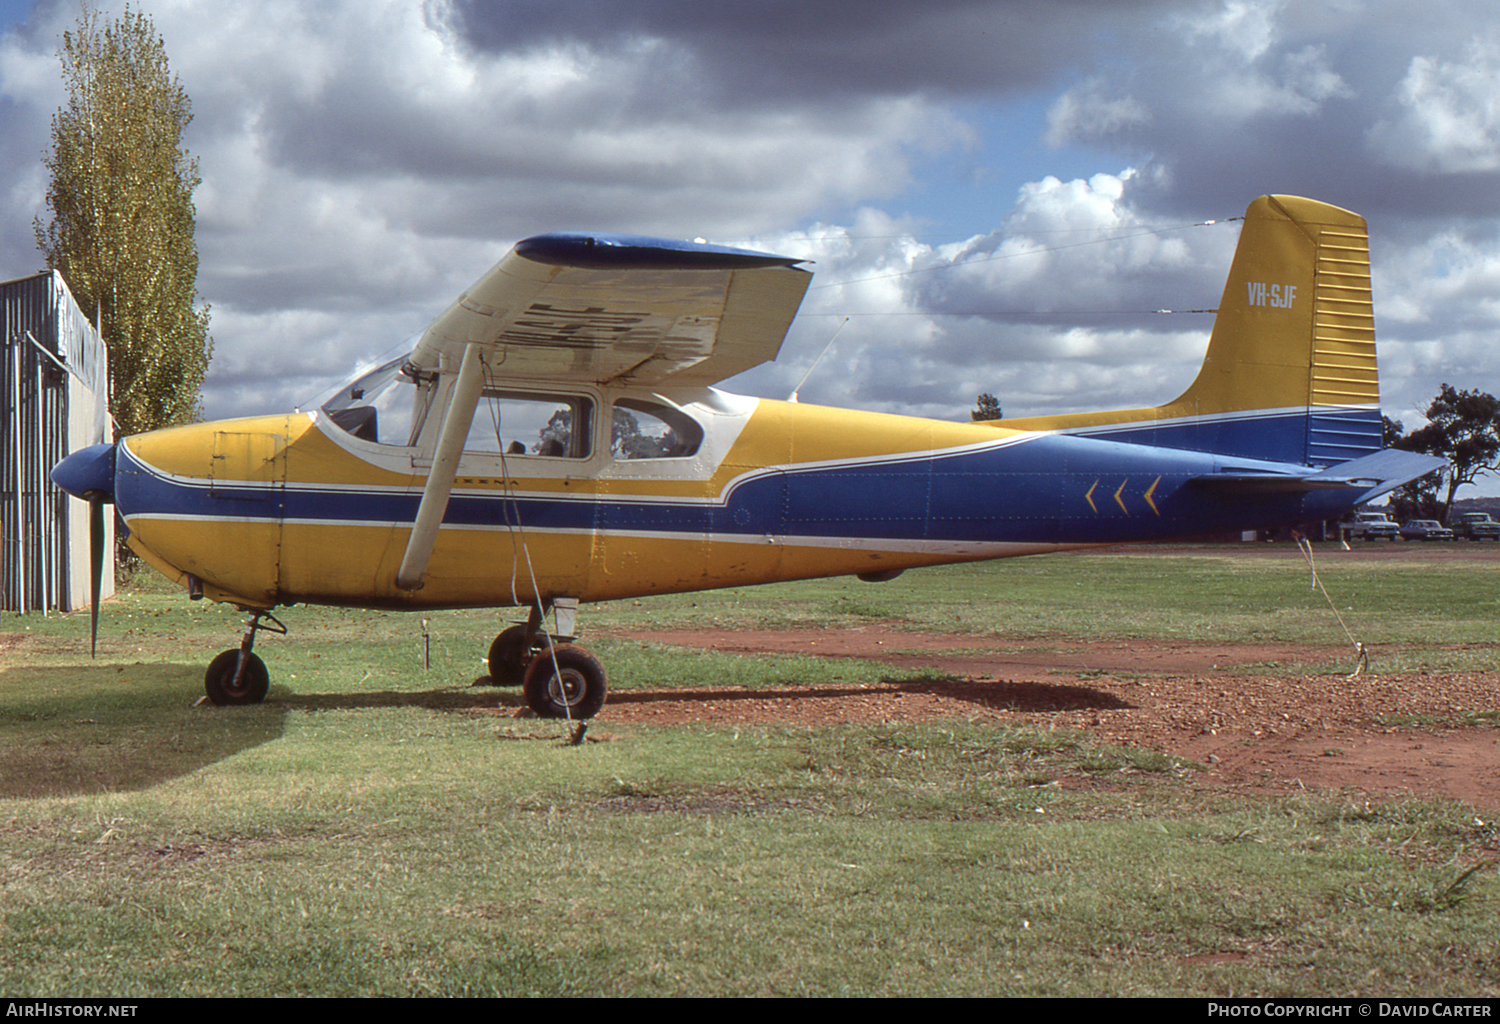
[[787, 317, 849, 404]]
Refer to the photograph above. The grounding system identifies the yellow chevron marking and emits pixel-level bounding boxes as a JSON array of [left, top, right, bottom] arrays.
[[1084, 480, 1099, 514], [1144, 476, 1162, 517], [1114, 479, 1130, 515]]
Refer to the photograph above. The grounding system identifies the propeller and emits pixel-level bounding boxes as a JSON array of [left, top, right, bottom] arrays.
[[49, 442, 118, 658], [89, 495, 104, 657]]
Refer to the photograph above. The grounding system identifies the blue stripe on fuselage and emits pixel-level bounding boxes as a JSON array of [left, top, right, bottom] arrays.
[[116, 433, 1353, 547]]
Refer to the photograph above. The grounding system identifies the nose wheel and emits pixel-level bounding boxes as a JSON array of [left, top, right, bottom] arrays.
[[204, 611, 285, 705], [205, 649, 270, 705]]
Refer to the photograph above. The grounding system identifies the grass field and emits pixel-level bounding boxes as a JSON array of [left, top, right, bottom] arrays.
[[2, 545, 1498, 997]]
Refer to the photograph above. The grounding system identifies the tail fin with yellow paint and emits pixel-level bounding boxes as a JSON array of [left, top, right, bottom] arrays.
[[998, 195, 1382, 468]]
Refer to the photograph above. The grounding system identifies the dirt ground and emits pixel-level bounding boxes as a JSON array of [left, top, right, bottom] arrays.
[[15, 543, 1497, 809], [590, 539, 1500, 810], [594, 625, 1500, 809]]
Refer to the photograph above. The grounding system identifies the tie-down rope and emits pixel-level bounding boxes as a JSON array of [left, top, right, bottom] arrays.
[[1294, 533, 1368, 677]]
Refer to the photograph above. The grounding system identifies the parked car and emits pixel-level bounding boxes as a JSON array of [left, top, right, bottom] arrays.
[[1399, 519, 1454, 541], [1454, 511, 1500, 541], [1342, 511, 1400, 541]]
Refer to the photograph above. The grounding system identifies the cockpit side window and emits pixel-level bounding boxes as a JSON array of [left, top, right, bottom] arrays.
[[466, 390, 594, 459], [326, 405, 379, 442], [611, 398, 703, 460], [321, 355, 436, 448]]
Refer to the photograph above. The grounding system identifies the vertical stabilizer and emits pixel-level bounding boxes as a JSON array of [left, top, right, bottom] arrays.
[[996, 195, 1384, 467]]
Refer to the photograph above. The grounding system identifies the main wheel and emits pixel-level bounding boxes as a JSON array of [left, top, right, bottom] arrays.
[[205, 649, 270, 706], [487, 625, 552, 686], [522, 644, 607, 719]]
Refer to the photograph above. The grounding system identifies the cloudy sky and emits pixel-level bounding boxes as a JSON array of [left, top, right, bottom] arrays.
[[3, 0, 1500, 473]]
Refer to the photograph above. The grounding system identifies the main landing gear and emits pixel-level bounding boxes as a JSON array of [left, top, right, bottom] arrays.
[[485, 599, 608, 720], [199, 600, 607, 720], [204, 610, 286, 706]]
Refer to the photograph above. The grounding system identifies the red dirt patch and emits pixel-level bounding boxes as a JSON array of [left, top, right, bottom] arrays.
[[594, 626, 1500, 810]]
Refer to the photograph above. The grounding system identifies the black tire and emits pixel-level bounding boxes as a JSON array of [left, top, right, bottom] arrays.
[[205, 649, 270, 706], [522, 643, 607, 719], [487, 625, 552, 686]]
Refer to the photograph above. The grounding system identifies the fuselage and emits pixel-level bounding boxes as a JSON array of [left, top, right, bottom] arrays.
[[110, 385, 1351, 611]]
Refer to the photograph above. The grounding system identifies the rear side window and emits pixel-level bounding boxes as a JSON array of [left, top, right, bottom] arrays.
[[611, 398, 703, 460]]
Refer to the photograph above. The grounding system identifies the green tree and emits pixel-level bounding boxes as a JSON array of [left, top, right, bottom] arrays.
[[1382, 414, 1404, 449], [34, 2, 211, 438], [1391, 385, 1500, 522], [1383, 415, 1440, 522], [971, 392, 1003, 421]]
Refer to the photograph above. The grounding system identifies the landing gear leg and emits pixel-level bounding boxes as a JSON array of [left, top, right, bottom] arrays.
[[204, 610, 286, 706]]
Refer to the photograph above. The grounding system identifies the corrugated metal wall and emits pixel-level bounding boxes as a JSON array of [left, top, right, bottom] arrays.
[[1, 271, 112, 613]]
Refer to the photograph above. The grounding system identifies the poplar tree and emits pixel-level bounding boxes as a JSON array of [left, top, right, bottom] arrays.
[[34, 3, 211, 437]]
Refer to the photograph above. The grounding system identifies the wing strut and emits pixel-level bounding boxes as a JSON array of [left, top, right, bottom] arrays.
[[396, 343, 485, 590]]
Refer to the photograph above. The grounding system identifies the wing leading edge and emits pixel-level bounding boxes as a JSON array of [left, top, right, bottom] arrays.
[[406, 233, 811, 388]]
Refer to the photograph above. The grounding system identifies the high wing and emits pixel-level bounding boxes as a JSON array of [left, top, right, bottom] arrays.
[[395, 233, 810, 590], [405, 233, 812, 387]]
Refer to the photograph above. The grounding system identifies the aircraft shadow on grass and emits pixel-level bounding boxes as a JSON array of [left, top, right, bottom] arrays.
[[3, 663, 1134, 799], [272, 673, 1135, 716], [2, 669, 1137, 796], [598, 677, 1135, 714], [0, 664, 287, 799], [889, 676, 1136, 713]]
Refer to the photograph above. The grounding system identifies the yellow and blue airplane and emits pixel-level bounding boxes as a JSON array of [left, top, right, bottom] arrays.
[[51, 195, 1444, 717]]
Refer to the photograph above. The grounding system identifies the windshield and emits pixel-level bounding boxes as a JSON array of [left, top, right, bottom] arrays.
[[320, 355, 435, 447]]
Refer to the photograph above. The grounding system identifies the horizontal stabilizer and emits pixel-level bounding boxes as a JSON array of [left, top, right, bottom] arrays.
[[1192, 449, 1446, 499]]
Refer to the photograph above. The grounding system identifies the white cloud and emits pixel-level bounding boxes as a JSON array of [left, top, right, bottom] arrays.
[[1171, 0, 1284, 61], [1368, 38, 1500, 173], [1045, 81, 1151, 147], [0, 0, 1498, 477], [722, 171, 1242, 425], [0, 0, 971, 418], [1159, 21, 1352, 123]]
